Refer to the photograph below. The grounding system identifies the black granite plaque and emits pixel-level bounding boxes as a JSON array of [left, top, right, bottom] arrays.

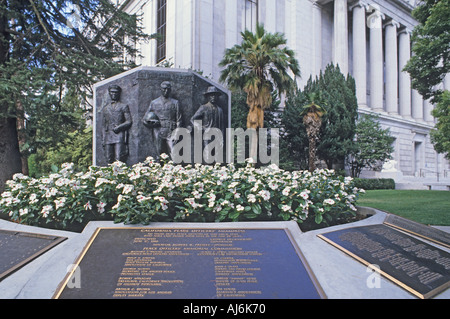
[[0, 229, 67, 281], [54, 228, 325, 299], [384, 214, 450, 249], [318, 224, 450, 299]]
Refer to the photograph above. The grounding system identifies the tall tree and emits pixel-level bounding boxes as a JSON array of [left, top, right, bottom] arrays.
[[430, 91, 450, 159], [404, 0, 449, 103], [348, 114, 395, 178], [0, 0, 150, 191], [316, 64, 358, 169], [301, 92, 326, 172], [219, 23, 300, 160]]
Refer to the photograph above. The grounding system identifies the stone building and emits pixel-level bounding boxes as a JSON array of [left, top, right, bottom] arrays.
[[121, 0, 449, 189]]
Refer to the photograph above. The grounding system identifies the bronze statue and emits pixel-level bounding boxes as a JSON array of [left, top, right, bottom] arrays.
[[191, 86, 225, 162], [143, 81, 182, 159], [102, 85, 132, 163]]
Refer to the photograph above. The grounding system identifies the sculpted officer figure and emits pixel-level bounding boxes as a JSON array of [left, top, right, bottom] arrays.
[[102, 85, 132, 164], [191, 86, 225, 162], [143, 81, 182, 160]]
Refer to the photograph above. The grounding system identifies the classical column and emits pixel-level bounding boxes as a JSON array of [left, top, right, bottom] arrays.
[[368, 7, 384, 112], [334, 0, 349, 75], [384, 20, 399, 115], [412, 89, 424, 121], [351, 2, 368, 108], [313, 2, 323, 78], [444, 73, 450, 91], [423, 99, 434, 123], [398, 29, 412, 118]]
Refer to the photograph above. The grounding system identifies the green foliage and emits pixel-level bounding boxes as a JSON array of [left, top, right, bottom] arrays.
[[404, 0, 450, 103], [281, 90, 309, 170], [430, 90, 450, 159], [0, 159, 364, 232], [352, 178, 395, 190], [316, 64, 358, 168], [30, 127, 93, 176], [0, 0, 151, 186], [219, 23, 300, 104], [348, 114, 395, 177], [282, 64, 358, 170]]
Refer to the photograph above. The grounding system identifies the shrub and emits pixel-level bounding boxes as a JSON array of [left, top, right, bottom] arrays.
[[0, 156, 365, 231], [353, 178, 395, 190]]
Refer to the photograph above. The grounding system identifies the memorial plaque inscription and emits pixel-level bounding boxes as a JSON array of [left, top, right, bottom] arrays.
[[0, 229, 67, 281], [384, 214, 450, 249], [318, 224, 450, 299], [55, 228, 325, 299]]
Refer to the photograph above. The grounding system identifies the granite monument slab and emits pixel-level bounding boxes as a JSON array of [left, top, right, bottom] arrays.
[[54, 227, 325, 299], [384, 214, 450, 249], [0, 229, 67, 281], [318, 224, 450, 299], [93, 67, 231, 166]]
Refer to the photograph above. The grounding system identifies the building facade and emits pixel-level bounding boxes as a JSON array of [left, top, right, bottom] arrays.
[[122, 0, 449, 189]]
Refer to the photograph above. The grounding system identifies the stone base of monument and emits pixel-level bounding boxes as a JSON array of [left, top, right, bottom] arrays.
[[0, 207, 449, 300]]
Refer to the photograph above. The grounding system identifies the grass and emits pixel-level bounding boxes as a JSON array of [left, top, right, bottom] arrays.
[[356, 190, 450, 226]]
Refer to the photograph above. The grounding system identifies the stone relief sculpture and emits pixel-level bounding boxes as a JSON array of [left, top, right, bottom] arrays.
[[143, 81, 182, 160], [94, 68, 230, 166], [102, 85, 133, 164]]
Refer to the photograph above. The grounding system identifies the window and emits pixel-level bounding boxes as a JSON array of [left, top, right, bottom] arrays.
[[156, 0, 167, 63]]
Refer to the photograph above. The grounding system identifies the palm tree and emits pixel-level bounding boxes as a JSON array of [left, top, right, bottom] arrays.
[[219, 24, 300, 161], [301, 92, 326, 172]]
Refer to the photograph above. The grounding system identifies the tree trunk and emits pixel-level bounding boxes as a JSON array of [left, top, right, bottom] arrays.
[[247, 105, 264, 164], [16, 100, 29, 175], [0, 6, 22, 191], [308, 136, 316, 172], [0, 117, 22, 192]]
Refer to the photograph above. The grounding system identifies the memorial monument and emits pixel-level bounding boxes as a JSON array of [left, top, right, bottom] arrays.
[[93, 67, 230, 166]]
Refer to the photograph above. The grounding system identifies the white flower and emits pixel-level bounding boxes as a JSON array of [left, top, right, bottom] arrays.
[[122, 184, 134, 194], [247, 194, 256, 203], [41, 205, 53, 218], [19, 208, 28, 216], [236, 204, 245, 212], [188, 198, 203, 208], [192, 190, 202, 199], [97, 202, 106, 214], [281, 204, 292, 212], [29, 193, 38, 204], [300, 191, 309, 200], [323, 198, 335, 205], [268, 181, 278, 190], [45, 188, 58, 198], [95, 178, 110, 188], [282, 187, 291, 196], [84, 201, 92, 210], [220, 200, 230, 206], [228, 181, 239, 189], [258, 190, 271, 201], [54, 197, 66, 209], [1, 191, 12, 198]]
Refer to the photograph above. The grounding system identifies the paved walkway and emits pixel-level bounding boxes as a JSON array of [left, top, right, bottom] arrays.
[[0, 208, 449, 299]]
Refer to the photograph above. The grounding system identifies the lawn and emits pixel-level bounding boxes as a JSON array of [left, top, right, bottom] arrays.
[[356, 190, 450, 226]]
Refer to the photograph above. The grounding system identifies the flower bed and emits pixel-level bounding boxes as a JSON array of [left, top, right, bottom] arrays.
[[0, 156, 365, 232]]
